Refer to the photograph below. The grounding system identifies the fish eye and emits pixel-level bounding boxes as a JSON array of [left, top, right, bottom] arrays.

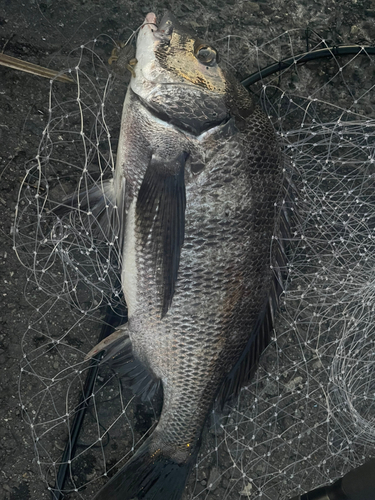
[[195, 45, 217, 66]]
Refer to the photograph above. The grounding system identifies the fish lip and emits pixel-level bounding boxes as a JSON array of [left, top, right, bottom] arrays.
[[142, 12, 158, 30]]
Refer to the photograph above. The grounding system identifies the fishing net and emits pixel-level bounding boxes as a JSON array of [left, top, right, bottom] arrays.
[[14, 26, 375, 499]]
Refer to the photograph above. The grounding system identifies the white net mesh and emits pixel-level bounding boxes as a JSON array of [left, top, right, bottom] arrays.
[[14, 28, 375, 499]]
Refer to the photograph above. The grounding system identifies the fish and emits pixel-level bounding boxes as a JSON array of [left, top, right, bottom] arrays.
[[71, 10, 285, 500]]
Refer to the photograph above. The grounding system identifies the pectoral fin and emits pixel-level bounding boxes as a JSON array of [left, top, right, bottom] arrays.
[[136, 152, 188, 317], [53, 177, 126, 252]]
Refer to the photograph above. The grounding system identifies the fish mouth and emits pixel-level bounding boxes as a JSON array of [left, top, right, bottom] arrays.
[[141, 11, 182, 42], [143, 12, 158, 27], [133, 11, 199, 101]]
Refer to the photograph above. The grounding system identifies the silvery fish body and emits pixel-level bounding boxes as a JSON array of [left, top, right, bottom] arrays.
[[83, 11, 284, 500]]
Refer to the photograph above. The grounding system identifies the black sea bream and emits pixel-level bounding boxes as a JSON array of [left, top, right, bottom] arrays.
[[82, 11, 285, 500]]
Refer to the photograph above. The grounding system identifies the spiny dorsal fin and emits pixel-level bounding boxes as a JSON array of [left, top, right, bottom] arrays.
[[218, 174, 292, 406]]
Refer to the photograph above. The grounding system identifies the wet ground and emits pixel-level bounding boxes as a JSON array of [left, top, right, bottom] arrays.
[[1, 1, 375, 499]]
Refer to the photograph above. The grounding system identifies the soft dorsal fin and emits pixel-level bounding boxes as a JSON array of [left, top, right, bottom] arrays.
[[217, 278, 280, 406], [136, 152, 188, 318]]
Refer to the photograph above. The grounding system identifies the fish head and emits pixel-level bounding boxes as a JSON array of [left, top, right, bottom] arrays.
[[133, 11, 226, 94], [130, 12, 250, 135]]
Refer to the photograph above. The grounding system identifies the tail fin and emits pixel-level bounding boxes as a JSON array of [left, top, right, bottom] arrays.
[[93, 436, 196, 500]]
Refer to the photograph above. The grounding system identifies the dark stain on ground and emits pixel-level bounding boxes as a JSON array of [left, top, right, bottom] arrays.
[[9, 482, 30, 500]]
